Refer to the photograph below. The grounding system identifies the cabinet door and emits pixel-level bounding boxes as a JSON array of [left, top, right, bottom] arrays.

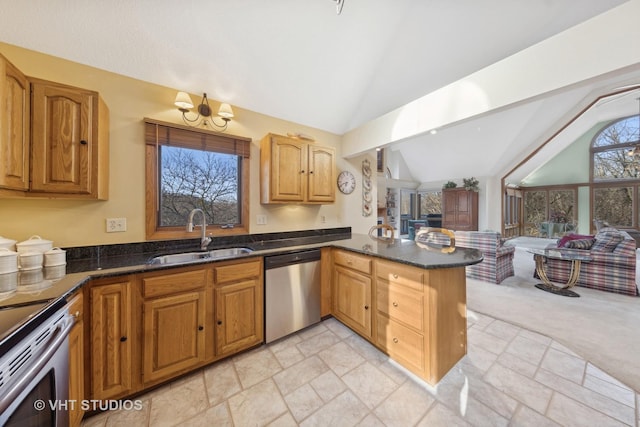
[[441, 189, 458, 230], [0, 55, 30, 191], [307, 145, 335, 202], [333, 265, 372, 338], [215, 278, 263, 357], [143, 290, 206, 384], [90, 281, 132, 400], [30, 80, 95, 194], [67, 293, 84, 427], [442, 188, 478, 231], [269, 135, 306, 202]]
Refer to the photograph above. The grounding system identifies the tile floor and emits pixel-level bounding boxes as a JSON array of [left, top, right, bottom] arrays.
[[82, 311, 639, 427]]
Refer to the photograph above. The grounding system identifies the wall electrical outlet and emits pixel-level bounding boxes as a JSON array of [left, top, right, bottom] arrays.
[[256, 214, 267, 225], [106, 218, 127, 232], [320, 215, 326, 223]]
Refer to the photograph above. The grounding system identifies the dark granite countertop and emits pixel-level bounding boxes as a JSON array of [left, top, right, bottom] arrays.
[[0, 229, 482, 351]]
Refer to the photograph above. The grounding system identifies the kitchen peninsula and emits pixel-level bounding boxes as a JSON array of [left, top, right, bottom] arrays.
[[0, 229, 482, 422]]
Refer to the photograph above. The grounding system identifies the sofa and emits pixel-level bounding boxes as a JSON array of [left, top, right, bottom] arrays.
[[540, 227, 638, 296], [415, 229, 515, 284]]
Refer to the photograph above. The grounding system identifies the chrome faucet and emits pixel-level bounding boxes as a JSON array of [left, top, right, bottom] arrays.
[[186, 208, 212, 250]]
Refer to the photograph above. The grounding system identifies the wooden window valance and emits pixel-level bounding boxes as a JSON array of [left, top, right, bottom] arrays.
[[144, 118, 251, 158]]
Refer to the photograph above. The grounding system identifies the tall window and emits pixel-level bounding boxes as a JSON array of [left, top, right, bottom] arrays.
[[591, 115, 640, 229], [522, 188, 576, 236], [417, 190, 442, 217], [145, 119, 251, 240]]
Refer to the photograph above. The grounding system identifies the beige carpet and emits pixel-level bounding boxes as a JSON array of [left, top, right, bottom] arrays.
[[466, 238, 640, 392]]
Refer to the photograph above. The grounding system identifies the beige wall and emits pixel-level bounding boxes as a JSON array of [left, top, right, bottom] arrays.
[[0, 42, 363, 248]]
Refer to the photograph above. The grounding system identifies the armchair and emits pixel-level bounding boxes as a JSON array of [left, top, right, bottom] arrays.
[[416, 229, 515, 284], [453, 231, 515, 284]]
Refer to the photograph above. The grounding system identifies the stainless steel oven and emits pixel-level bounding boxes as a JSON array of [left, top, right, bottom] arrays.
[[0, 303, 74, 426]]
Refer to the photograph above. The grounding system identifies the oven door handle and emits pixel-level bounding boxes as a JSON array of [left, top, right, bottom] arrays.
[[0, 314, 75, 414]]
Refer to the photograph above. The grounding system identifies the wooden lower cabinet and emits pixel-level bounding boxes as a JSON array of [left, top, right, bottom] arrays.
[[332, 251, 467, 385], [213, 259, 263, 357], [141, 269, 208, 386], [67, 292, 84, 427], [89, 278, 133, 400], [333, 265, 372, 339], [84, 258, 263, 408]]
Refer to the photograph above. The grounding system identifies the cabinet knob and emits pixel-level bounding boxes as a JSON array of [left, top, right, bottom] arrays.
[[392, 273, 398, 279], [300, 170, 305, 174], [393, 338, 398, 344], [80, 140, 88, 145], [364, 305, 369, 310], [217, 320, 223, 325], [120, 336, 127, 342], [392, 301, 398, 307], [309, 170, 314, 174], [74, 311, 80, 318], [198, 325, 204, 331]]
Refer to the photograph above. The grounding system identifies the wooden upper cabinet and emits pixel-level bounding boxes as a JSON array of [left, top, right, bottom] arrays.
[[260, 133, 335, 204], [0, 54, 30, 192], [30, 78, 109, 199], [307, 144, 336, 202]]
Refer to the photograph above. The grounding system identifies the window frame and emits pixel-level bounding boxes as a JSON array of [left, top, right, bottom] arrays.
[[144, 118, 251, 240], [590, 115, 640, 182]]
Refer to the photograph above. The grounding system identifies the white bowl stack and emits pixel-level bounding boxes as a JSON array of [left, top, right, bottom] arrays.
[[0, 248, 19, 274], [16, 235, 53, 271]]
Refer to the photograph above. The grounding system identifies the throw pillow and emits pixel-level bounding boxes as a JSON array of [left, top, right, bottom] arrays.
[[558, 234, 594, 248], [565, 238, 596, 250], [591, 230, 623, 252]]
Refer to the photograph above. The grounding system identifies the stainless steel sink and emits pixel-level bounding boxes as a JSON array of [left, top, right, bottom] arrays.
[[149, 247, 253, 265], [208, 247, 253, 258]]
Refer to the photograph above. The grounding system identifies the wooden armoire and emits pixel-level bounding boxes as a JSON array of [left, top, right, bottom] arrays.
[[442, 188, 478, 231]]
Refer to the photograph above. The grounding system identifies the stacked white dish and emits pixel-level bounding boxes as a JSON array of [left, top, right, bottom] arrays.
[[19, 252, 44, 270], [44, 247, 66, 267], [15, 235, 54, 271], [16, 235, 53, 254], [0, 248, 19, 274], [0, 236, 17, 251]]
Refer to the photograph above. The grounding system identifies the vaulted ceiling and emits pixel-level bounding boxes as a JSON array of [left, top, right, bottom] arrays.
[[0, 0, 637, 184]]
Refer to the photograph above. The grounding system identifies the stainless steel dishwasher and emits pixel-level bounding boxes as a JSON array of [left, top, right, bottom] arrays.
[[264, 249, 321, 343]]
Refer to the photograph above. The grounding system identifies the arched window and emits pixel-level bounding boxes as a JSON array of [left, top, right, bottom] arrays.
[[591, 115, 640, 229], [591, 115, 640, 181]]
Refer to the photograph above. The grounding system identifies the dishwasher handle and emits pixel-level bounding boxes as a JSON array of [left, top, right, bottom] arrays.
[[265, 249, 321, 269]]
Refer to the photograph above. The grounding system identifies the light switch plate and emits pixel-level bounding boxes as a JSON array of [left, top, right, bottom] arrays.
[[256, 214, 267, 225]]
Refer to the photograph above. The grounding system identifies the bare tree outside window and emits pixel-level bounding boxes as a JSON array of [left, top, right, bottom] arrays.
[[591, 116, 640, 228], [593, 116, 640, 181], [160, 145, 240, 227], [593, 186, 633, 227], [524, 191, 547, 236], [418, 191, 442, 217]]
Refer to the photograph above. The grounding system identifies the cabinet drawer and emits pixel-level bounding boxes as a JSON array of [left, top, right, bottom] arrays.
[[375, 259, 424, 291], [376, 280, 424, 332], [67, 291, 83, 320], [333, 250, 371, 275], [213, 259, 262, 285], [376, 314, 424, 374], [142, 270, 207, 298]]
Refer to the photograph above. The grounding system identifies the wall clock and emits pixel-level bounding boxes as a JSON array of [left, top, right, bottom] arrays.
[[337, 171, 356, 194]]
